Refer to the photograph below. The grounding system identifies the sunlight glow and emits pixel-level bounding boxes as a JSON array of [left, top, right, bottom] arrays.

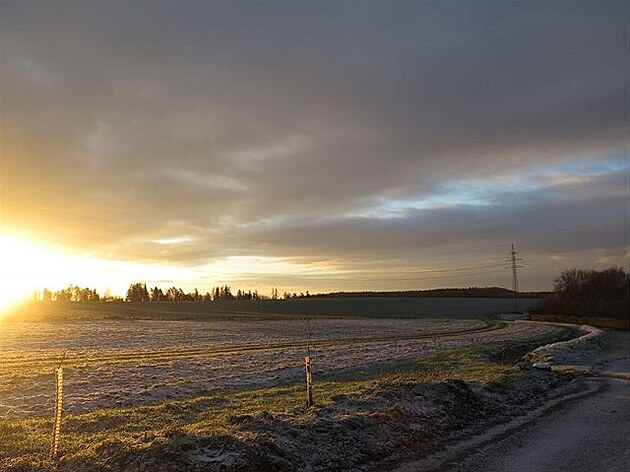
[[152, 236, 193, 245], [0, 232, 193, 311], [0, 233, 64, 310], [0, 233, 342, 312]]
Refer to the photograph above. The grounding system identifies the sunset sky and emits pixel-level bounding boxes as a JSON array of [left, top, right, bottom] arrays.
[[0, 1, 628, 303]]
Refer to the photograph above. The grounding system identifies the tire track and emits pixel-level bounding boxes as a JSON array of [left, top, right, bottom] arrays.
[[0, 321, 503, 369]]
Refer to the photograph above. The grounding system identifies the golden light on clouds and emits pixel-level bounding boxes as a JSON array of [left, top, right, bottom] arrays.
[[0, 1, 626, 294]]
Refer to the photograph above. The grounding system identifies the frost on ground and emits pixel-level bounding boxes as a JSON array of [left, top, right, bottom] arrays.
[[0, 317, 585, 472], [0, 319, 553, 418], [3, 367, 575, 472], [524, 324, 605, 365]]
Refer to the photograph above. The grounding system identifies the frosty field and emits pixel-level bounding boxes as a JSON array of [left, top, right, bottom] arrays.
[[0, 315, 554, 419], [0, 300, 579, 472]]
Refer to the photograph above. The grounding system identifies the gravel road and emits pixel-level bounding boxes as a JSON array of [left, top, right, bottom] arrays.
[[447, 356, 630, 472]]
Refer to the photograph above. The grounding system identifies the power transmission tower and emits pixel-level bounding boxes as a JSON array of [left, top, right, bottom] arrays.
[[506, 244, 524, 312]]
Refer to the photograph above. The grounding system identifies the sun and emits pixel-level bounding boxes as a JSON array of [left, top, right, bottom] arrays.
[[0, 232, 122, 311], [0, 231, 205, 313], [0, 233, 59, 311]]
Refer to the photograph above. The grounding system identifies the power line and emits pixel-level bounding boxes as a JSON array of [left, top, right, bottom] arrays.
[[369, 268, 507, 283], [410, 262, 507, 274]]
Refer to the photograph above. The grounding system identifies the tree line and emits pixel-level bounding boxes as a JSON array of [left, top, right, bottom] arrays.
[[41, 286, 102, 303], [309, 287, 548, 299], [38, 284, 314, 303], [37, 284, 553, 303], [537, 267, 628, 319], [125, 283, 269, 302]]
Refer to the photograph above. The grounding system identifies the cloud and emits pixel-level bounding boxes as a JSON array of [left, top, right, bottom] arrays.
[[1, 1, 627, 290]]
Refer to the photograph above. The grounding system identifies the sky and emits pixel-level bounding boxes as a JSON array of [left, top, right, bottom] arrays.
[[0, 0, 628, 301]]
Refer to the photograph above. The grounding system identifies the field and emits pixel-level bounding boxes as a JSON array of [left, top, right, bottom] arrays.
[[1, 298, 573, 471], [6, 297, 541, 321], [1, 298, 543, 418]]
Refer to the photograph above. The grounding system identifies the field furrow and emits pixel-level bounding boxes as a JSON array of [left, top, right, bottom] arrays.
[[0, 317, 553, 418]]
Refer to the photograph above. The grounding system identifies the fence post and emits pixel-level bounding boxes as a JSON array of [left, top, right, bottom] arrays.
[[50, 366, 63, 459], [305, 355, 313, 407]]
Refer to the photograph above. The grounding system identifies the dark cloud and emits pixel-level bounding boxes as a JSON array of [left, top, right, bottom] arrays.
[[1, 1, 627, 290], [238, 169, 627, 257]]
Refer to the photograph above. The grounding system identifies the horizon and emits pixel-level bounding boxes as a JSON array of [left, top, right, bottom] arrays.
[[31, 283, 551, 304], [1, 1, 628, 309]]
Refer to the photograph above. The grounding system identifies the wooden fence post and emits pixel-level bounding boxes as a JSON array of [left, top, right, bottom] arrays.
[[305, 355, 313, 407], [50, 366, 63, 459]]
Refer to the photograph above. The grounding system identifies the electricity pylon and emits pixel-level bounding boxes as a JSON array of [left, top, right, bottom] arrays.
[[506, 244, 524, 312]]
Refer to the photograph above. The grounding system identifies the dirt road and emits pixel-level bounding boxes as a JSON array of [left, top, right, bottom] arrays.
[[448, 358, 630, 472], [441, 320, 630, 472], [396, 329, 630, 472]]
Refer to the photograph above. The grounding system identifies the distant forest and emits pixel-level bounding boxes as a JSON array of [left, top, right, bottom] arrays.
[[309, 287, 548, 299], [37, 284, 547, 303]]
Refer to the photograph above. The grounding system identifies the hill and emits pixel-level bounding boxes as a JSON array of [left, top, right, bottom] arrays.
[[310, 287, 549, 299]]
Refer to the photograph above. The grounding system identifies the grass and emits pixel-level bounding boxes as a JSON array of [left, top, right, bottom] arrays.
[[0, 324, 571, 471]]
